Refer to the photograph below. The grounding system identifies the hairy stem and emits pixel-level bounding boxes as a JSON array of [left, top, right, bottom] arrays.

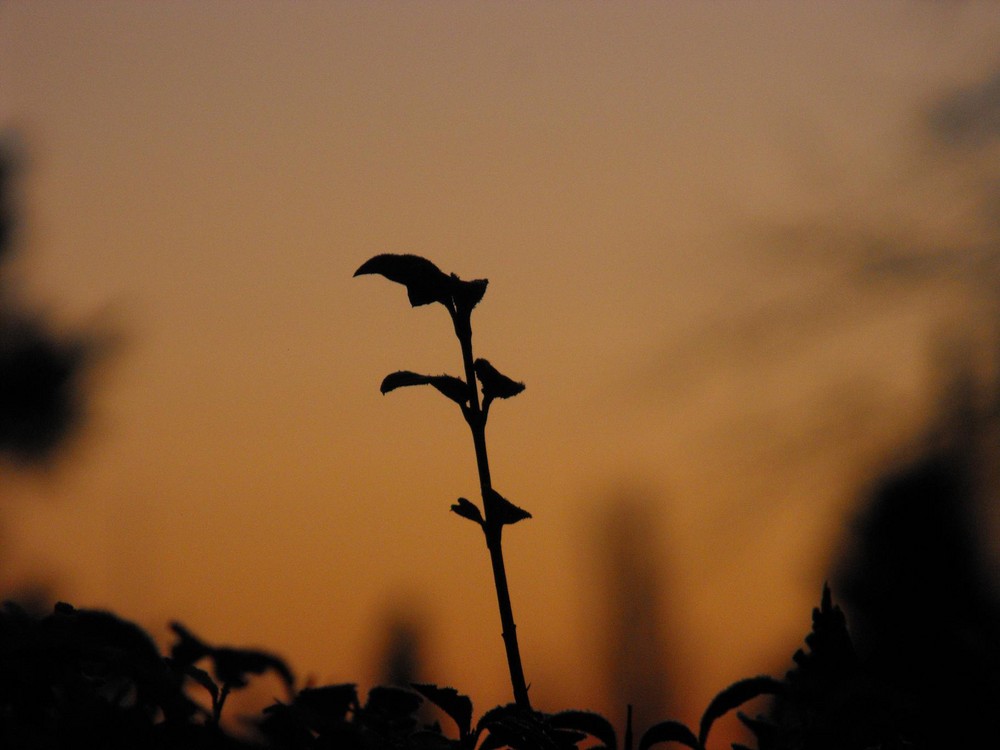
[[454, 313, 531, 709]]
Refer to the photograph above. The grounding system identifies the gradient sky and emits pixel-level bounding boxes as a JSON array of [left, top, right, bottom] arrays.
[[3, 1, 1000, 726]]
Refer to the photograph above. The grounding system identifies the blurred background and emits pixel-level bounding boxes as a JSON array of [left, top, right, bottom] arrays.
[[2, 1, 1000, 737]]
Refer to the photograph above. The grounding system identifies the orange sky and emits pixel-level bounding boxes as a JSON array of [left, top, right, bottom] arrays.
[[2, 1, 1000, 728]]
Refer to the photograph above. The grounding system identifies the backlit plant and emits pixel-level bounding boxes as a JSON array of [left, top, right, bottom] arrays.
[[354, 253, 532, 709]]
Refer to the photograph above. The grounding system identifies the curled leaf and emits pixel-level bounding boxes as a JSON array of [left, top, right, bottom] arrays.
[[354, 254, 453, 307], [451, 497, 484, 526], [354, 253, 488, 313], [380, 371, 470, 406], [474, 359, 524, 400]]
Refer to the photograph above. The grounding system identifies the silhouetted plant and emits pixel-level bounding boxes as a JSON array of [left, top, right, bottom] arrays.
[[355, 253, 532, 709], [0, 250, 941, 749]]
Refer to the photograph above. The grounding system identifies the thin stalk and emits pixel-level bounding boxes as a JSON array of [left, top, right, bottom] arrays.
[[454, 312, 531, 709]]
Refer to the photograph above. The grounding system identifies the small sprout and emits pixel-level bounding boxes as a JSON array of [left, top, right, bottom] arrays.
[[357, 254, 531, 708]]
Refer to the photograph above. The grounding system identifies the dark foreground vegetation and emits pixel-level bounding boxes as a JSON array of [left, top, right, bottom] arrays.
[[0, 585, 913, 750]]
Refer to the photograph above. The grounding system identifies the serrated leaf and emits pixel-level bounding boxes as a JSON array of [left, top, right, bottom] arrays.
[[474, 358, 525, 400], [488, 489, 532, 526], [637, 720, 700, 750], [355, 254, 454, 307], [698, 675, 782, 748], [380, 371, 470, 406], [550, 710, 616, 749], [411, 683, 474, 738], [450, 498, 484, 526]]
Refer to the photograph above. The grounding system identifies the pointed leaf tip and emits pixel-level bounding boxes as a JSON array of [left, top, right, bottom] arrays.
[[488, 489, 532, 526]]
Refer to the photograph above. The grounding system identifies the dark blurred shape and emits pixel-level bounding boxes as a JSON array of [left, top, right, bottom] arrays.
[[929, 67, 1000, 149], [831, 345, 1000, 748], [595, 489, 675, 737], [375, 605, 425, 689], [0, 137, 97, 467], [0, 315, 88, 465]]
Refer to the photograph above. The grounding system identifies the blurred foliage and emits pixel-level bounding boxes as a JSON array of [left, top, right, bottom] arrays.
[[0, 139, 95, 467]]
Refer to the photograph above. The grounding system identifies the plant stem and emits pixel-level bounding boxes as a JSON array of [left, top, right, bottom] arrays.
[[454, 314, 531, 709]]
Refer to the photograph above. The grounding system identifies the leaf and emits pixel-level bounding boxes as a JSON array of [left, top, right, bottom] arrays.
[[354, 254, 454, 307], [549, 710, 617, 749], [411, 683, 474, 738], [354, 254, 489, 314], [698, 675, 782, 748], [380, 371, 470, 406], [474, 358, 525, 400], [637, 720, 700, 750], [450, 497, 484, 526], [488, 489, 532, 526]]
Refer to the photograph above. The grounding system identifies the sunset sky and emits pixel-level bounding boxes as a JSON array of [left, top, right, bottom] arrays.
[[3, 1, 1000, 728]]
